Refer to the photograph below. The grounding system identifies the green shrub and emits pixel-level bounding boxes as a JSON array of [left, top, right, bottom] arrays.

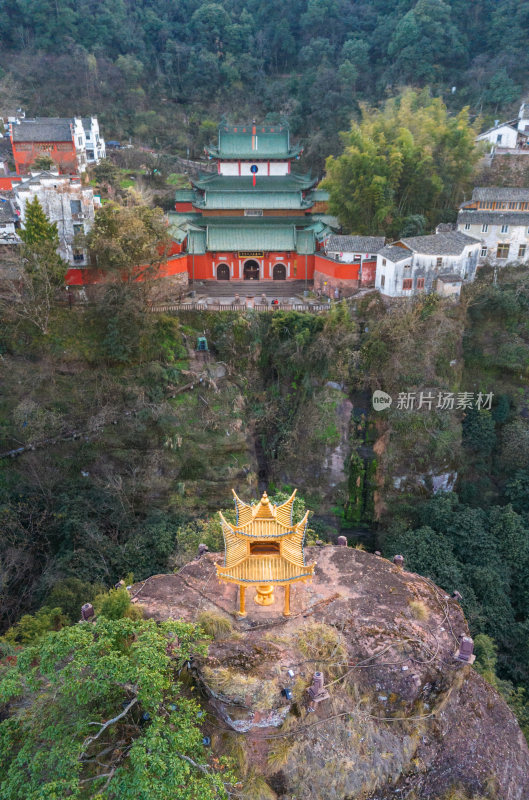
[[94, 586, 142, 620]]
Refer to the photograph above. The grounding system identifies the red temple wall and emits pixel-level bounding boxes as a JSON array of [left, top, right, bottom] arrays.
[[313, 253, 360, 296], [11, 140, 78, 175], [0, 176, 22, 190], [65, 253, 189, 286], [190, 251, 315, 280]]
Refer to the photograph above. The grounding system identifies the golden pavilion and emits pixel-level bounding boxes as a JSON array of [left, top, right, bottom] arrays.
[[216, 489, 315, 616]]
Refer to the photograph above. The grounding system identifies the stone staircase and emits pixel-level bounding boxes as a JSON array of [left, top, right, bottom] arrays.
[[190, 280, 311, 298]]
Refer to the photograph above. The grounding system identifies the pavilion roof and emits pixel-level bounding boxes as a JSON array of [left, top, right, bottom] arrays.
[[206, 224, 297, 251], [216, 490, 315, 585], [206, 124, 302, 160], [194, 191, 313, 210], [192, 174, 316, 191], [12, 118, 74, 143], [167, 213, 337, 254]]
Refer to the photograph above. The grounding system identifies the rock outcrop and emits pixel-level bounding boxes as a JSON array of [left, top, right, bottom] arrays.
[[133, 546, 529, 799]]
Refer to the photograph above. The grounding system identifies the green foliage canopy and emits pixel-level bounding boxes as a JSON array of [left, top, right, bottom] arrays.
[[0, 617, 231, 799], [323, 89, 479, 236]]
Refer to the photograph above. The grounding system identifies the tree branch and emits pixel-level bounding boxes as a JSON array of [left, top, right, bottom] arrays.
[[80, 697, 138, 757], [175, 751, 211, 776]]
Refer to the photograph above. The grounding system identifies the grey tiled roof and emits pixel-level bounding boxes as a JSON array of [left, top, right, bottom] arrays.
[[477, 121, 517, 137], [378, 245, 411, 262], [437, 273, 463, 282], [458, 210, 529, 226], [435, 222, 456, 232], [326, 234, 385, 253], [472, 186, 529, 202], [15, 171, 64, 189], [12, 118, 73, 143], [0, 137, 13, 159], [0, 198, 17, 224], [399, 231, 480, 255]]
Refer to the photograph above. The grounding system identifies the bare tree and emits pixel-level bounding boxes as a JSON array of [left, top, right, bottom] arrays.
[[0, 242, 67, 335]]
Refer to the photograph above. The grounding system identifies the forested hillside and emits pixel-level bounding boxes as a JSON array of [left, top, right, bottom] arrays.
[[1, 0, 528, 169]]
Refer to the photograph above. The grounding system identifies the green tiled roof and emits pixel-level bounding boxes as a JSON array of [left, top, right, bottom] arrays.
[[174, 189, 196, 202], [205, 124, 302, 159], [198, 191, 312, 210], [206, 225, 296, 251], [193, 174, 316, 191], [313, 189, 330, 201], [188, 229, 207, 254], [296, 229, 315, 254], [312, 214, 340, 229], [167, 210, 338, 255]]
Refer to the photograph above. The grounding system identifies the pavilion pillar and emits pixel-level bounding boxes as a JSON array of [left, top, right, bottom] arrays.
[[283, 584, 291, 616], [238, 585, 247, 617]]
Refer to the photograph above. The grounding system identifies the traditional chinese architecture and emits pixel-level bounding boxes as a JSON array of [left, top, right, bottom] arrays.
[[14, 171, 97, 265], [375, 231, 480, 299], [9, 116, 105, 175], [216, 490, 315, 616], [457, 186, 529, 266], [476, 102, 529, 153], [316, 234, 386, 296], [169, 120, 338, 284]]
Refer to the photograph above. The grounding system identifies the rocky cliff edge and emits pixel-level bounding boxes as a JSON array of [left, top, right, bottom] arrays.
[[133, 546, 529, 800]]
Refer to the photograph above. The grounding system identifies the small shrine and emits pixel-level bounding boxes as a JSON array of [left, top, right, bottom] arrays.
[[216, 489, 315, 616]]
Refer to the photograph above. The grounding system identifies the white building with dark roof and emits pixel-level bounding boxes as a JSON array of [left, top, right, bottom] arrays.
[[82, 117, 105, 163], [0, 198, 20, 245], [375, 231, 480, 298], [476, 103, 529, 152], [457, 187, 529, 265], [324, 234, 385, 263], [14, 171, 96, 265]]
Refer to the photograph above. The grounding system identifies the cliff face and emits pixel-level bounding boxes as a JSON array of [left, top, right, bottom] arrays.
[[134, 546, 529, 800]]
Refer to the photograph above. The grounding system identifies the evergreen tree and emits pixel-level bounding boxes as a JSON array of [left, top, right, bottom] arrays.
[[20, 195, 59, 247], [0, 616, 233, 799], [1, 196, 65, 334]]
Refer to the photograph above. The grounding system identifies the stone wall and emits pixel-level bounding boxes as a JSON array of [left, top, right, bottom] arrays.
[[313, 268, 359, 297]]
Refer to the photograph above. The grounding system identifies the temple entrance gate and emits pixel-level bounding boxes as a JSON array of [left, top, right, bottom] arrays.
[[243, 259, 260, 280]]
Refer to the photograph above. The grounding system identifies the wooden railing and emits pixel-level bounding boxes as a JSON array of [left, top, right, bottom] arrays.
[[148, 301, 332, 314]]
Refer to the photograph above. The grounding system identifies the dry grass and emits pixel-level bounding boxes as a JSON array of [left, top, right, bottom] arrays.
[[267, 713, 299, 769], [267, 736, 295, 770], [296, 621, 347, 678], [197, 610, 234, 639], [440, 789, 491, 800], [202, 666, 279, 709], [224, 734, 248, 774], [240, 768, 277, 800], [408, 599, 429, 621]]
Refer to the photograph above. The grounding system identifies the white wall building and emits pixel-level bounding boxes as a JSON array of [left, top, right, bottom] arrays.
[[476, 103, 529, 151], [457, 187, 529, 265], [375, 231, 480, 298], [82, 117, 106, 163], [324, 234, 385, 264], [71, 118, 88, 172], [14, 171, 96, 265]]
